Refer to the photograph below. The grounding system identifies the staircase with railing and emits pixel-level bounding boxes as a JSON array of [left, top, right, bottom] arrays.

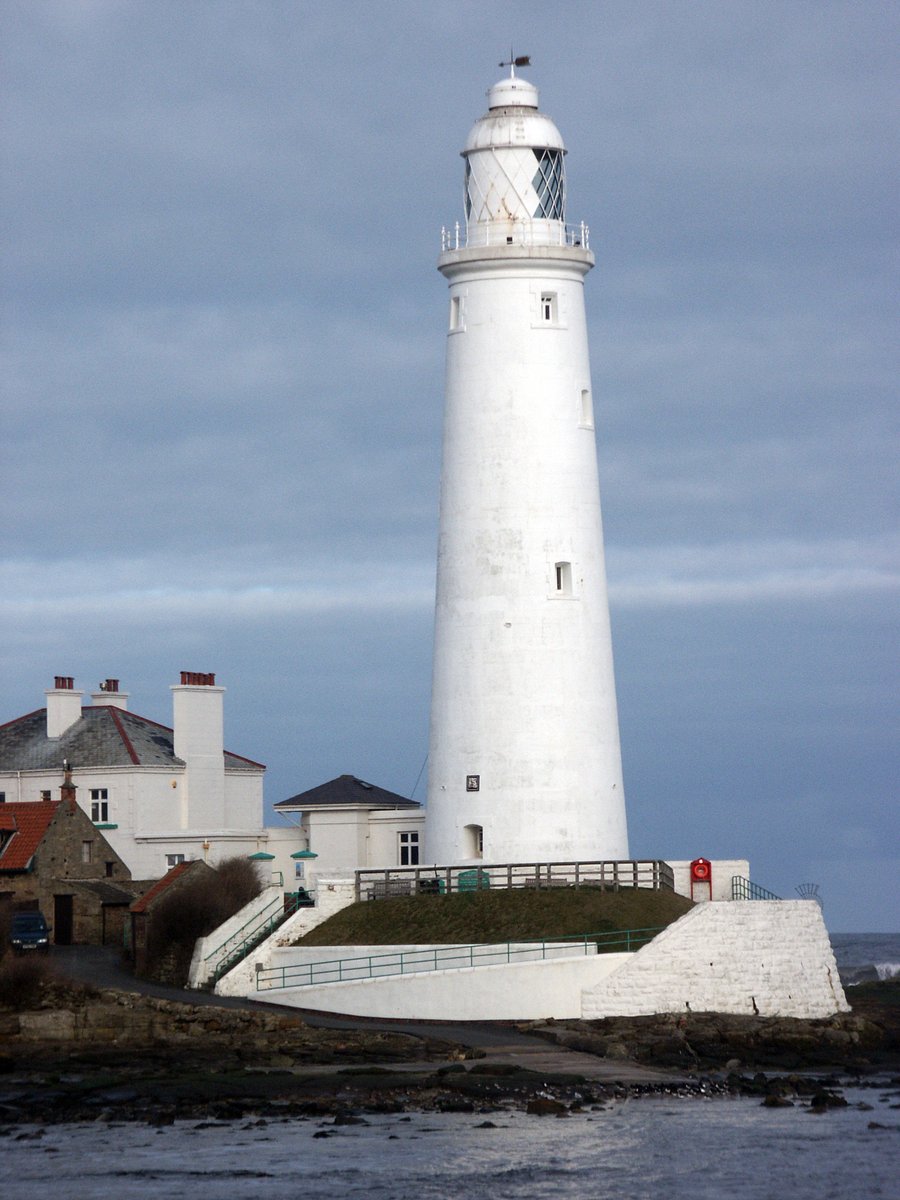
[[200, 889, 308, 987]]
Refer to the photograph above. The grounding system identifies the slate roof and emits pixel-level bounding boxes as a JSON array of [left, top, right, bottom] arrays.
[[71, 880, 140, 905], [129, 860, 198, 913], [275, 774, 421, 811], [0, 801, 57, 871], [0, 706, 264, 772]]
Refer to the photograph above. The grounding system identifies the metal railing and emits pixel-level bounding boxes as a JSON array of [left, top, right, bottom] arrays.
[[356, 859, 674, 902], [440, 219, 590, 252], [256, 926, 663, 992], [205, 890, 309, 984], [731, 876, 782, 901]]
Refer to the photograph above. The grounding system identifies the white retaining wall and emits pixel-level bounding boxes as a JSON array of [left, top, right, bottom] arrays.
[[582, 900, 848, 1019], [264, 952, 629, 1020], [259, 940, 595, 989]]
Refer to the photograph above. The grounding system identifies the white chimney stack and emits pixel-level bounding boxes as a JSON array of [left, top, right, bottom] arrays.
[[46, 676, 84, 738], [171, 672, 226, 829], [90, 678, 129, 710]]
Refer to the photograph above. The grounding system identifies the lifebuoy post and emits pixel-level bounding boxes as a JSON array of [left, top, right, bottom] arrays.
[[690, 857, 712, 902]]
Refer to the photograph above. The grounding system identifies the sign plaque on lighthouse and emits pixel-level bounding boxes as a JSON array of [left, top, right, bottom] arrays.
[[425, 65, 629, 866]]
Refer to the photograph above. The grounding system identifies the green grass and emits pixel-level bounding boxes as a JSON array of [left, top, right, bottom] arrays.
[[295, 886, 693, 948]]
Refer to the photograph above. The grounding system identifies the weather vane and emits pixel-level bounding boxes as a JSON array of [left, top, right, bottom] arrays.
[[499, 51, 531, 76]]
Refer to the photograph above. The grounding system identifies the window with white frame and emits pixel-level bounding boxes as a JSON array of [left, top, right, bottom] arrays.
[[555, 561, 573, 595], [81, 840, 93, 864], [166, 853, 186, 870], [398, 831, 420, 866], [90, 787, 109, 823], [465, 824, 484, 859]]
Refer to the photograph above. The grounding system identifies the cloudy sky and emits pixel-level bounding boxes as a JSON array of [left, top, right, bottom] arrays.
[[2, 2, 896, 931]]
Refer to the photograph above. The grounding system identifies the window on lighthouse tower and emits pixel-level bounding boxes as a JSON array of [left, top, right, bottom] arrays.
[[532, 149, 564, 219]]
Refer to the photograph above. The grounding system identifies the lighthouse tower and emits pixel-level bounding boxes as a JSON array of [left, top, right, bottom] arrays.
[[425, 68, 629, 865]]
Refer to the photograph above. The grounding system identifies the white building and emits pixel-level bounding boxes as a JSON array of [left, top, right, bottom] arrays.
[[0, 674, 424, 888], [274, 775, 425, 888], [426, 68, 628, 865], [0, 673, 271, 880]]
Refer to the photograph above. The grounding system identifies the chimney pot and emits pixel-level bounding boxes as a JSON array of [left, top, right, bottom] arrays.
[[54, 675, 74, 690]]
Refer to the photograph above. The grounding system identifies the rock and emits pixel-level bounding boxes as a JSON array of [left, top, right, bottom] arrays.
[[526, 1097, 567, 1116]]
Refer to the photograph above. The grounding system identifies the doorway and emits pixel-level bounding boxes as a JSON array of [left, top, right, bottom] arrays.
[[53, 894, 74, 945]]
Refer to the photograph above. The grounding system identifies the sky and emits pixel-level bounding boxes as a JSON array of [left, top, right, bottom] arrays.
[[2, 1, 897, 931]]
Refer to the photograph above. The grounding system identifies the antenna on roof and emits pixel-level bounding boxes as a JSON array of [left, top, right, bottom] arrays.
[[499, 51, 531, 78]]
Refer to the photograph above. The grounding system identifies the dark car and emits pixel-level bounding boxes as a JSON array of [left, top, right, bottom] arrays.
[[9, 911, 51, 953]]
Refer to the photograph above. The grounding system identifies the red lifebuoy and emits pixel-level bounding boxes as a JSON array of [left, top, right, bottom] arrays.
[[693, 861, 710, 880]]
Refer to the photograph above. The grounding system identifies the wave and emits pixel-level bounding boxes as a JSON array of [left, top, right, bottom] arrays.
[[841, 961, 900, 986]]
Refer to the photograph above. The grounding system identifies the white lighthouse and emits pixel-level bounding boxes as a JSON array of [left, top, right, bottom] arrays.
[[425, 67, 629, 866]]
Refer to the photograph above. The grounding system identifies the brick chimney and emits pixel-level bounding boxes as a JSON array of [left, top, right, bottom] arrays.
[[90, 678, 129, 710], [171, 671, 225, 829], [59, 759, 78, 814], [46, 676, 84, 738]]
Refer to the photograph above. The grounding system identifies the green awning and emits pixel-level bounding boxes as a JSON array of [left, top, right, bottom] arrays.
[[247, 851, 275, 861], [291, 849, 318, 859]]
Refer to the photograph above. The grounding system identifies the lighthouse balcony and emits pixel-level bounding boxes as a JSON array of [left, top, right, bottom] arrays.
[[441, 218, 590, 253]]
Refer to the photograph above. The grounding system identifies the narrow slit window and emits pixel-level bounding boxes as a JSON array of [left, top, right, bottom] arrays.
[[465, 824, 484, 859], [555, 561, 572, 595], [541, 293, 557, 323], [450, 295, 461, 330], [580, 388, 593, 428]]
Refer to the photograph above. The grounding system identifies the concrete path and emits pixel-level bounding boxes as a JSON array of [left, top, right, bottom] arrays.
[[51, 945, 679, 1085]]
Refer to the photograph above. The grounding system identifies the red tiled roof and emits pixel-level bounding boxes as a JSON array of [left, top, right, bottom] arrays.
[[0, 801, 58, 871], [130, 860, 197, 913]]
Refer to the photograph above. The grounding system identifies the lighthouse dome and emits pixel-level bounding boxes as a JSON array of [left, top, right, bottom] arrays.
[[461, 74, 567, 244]]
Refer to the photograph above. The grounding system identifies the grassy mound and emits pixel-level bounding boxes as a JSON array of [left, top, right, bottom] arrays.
[[296, 886, 693, 947]]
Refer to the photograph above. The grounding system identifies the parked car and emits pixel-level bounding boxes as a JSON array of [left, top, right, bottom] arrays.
[[9, 911, 51, 953]]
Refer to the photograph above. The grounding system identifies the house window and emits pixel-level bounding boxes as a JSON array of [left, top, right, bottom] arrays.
[[40, 790, 51, 801], [90, 788, 109, 823], [81, 840, 93, 864], [540, 292, 557, 323], [555, 561, 573, 595], [398, 831, 420, 867], [105, 861, 115, 878], [0, 792, 5, 803], [294, 861, 305, 880], [166, 853, 186, 870]]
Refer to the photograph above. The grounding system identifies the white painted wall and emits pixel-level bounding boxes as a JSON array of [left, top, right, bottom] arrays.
[[258, 953, 628, 1021], [582, 901, 848, 1019]]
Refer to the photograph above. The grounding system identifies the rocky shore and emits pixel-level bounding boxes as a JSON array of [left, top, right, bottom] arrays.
[[1, 979, 897, 1127], [526, 991, 900, 1074]]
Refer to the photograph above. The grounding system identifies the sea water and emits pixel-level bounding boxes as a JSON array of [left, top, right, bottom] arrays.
[[832, 932, 900, 986], [2, 1096, 898, 1200]]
